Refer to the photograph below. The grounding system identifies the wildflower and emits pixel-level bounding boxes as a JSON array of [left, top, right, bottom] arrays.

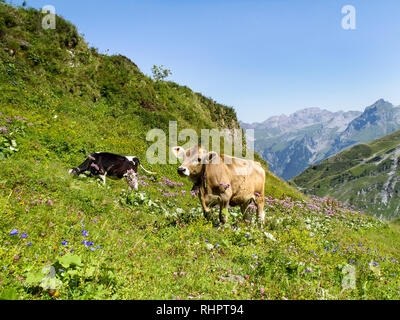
[[232, 289, 237, 294], [47, 200, 54, 206], [245, 275, 249, 279], [260, 287, 265, 294], [85, 241, 94, 247], [173, 272, 178, 277], [180, 271, 185, 276], [61, 241, 68, 246], [20, 232, 28, 239], [70, 248, 74, 253], [9, 229, 18, 236], [82, 230, 88, 237], [26, 242, 31, 247]]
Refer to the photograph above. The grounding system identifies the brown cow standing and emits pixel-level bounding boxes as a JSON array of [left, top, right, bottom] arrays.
[[172, 145, 266, 225]]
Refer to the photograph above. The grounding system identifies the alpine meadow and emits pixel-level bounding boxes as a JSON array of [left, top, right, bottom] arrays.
[[1, 3, 400, 301]]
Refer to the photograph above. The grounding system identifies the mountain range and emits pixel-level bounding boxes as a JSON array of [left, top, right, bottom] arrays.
[[291, 130, 400, 220], [240, 99, 400, 180]]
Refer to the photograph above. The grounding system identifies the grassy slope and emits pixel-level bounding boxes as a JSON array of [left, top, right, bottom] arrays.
[[291, 130, 400, 220], [1, 4, 400, 300]]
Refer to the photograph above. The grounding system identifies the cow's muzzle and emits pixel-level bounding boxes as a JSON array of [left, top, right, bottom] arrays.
[[178, 166, 190, 176]]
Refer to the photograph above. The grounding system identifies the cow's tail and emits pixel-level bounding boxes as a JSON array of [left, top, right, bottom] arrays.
[[137, 158, 157, 175], [69, 155, 93, 175]]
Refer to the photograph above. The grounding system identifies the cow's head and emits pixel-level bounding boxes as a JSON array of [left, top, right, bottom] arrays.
[[172, 145, 218, 180]]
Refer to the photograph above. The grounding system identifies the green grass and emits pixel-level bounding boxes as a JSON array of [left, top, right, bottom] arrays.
[[1, 3, 400, 300]]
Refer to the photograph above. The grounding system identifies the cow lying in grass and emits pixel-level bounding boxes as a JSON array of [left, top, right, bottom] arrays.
[[69, 152, 156, 190], [172, 145, 266, 225]]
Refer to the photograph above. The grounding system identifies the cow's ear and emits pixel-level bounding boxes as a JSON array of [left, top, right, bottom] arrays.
[[206, 152, 219, 164], [171, 146, 185, 161]]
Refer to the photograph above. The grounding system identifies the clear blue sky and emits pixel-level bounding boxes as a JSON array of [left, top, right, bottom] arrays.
[[21, 0, 400, 122]]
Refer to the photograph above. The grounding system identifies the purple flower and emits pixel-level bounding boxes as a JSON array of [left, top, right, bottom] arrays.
[[61, 240, 68, 246], [9, 229, 18, 236], [26, 242, 32, 247], [219, 182, 231, 190], [82, 230, 88, 237], [20, 232, 28, 239], [85, 241, 94, 247]]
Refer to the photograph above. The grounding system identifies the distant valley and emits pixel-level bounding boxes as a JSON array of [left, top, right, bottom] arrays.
[[241, 99, 400, 180], [291, 130, 400, 220]]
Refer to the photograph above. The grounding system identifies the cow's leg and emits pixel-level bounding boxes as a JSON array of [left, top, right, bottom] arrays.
[[198, 184, 212, 219], [255, 193, 265, 225], [100, 172, 107, 186], [241, 201, 252, 224], [219, 191, 232, 224]]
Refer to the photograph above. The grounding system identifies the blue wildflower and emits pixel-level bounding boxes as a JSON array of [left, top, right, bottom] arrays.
[[20, 232, 28, 239], [9, 229, 18, 236], [26, 242, 31, 247], [82, 230, 88, 237], [61, 240, 68, 246], [85, 241, 94, 247]]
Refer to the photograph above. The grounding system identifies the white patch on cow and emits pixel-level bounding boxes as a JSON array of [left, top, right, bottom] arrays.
[[100, 172, 107, 185], [126, 156, 137, 163]]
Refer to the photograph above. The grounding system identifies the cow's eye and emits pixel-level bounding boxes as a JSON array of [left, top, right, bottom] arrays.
[[198, 158, 202, 162]]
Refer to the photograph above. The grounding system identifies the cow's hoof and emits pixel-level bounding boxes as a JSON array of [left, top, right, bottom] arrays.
[[219, 216, 227, 224], [203, 211, 212, 221]]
